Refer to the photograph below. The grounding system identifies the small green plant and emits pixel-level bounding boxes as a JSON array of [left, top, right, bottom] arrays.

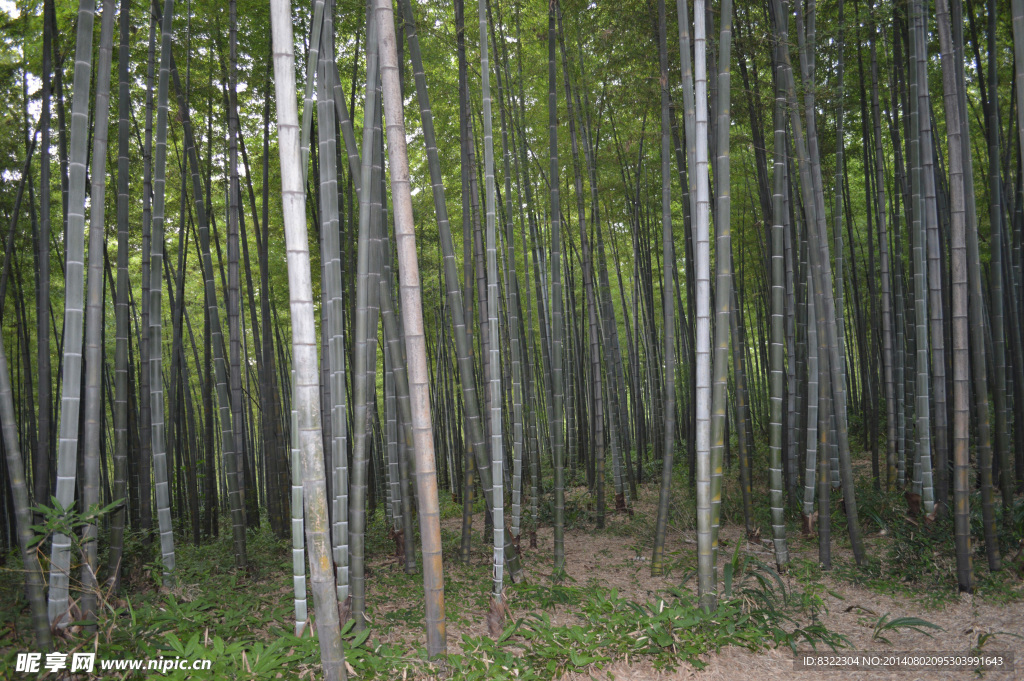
[[970, 630, 1023, 656], [30, 496, 124, 549], [870, 612, 943, 645]]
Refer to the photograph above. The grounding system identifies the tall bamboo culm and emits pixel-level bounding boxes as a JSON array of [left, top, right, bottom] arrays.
[[268, 0, 346, 675], [47, 0, 97, 627], [693, 0, 714, 610], [375, 0, 447, 655]]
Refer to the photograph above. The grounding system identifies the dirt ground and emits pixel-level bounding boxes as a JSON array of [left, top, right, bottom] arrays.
[[405, 483, 1024, 681], [540, 521, 1023, 681]]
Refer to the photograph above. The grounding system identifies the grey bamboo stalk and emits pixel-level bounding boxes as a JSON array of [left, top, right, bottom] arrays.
[[47, 0, 96, 627], [107, 0, 131, 592], [784, 179, 799, 509], [803, 271, 819, 524], [588, 121, 631, 508], [489, 0, 528, 540], [35, 0, 53, 535], [289, 370, 308, 636], [728, 280, 752, 532], [0, 324, 51, 649], [709, 0, 734, 583], [375, 0, 447, 655], [651, 0, 677, 576], [323, 0, 350, 584], [259, 42, 285, 540], [693, 0, 714, 609], [397, 0, 520, 579], [906, 1, 925, 500], [478, 0, 504, 622], [349, 2, 380, 628], [148, 0, 181, 587], [869, 12, 896, 492], [298, 0, 327, 184], [137, 5, 155, 541], [794, 0, 865, 562], [779, 17, 800, 496], [315, 14, 349, 603], [269, 0, 346, 674], [165, 46, 245, 568], [675, 0, 697, 498], [493, 1, 524, 540], [964, 0, 1000, 568], [548, 0, 566, 574], [795, 1, 838, 492], [817, 307, 832, 568], [769, 0, 789, 566], [935, 0, 972, 590], [781, 0, 864, 563], [81, 0, 118, 623], [554, 2, 606, 528], [676, 0, 697, 255], [831, 0, 848, 477], [385, 339, 401, 532], [513, 1, 548, 535], [226, 0, 247, 543], [909, 0, 934, 514], [1008, 0, 1024, 511], [1016, 0, 1024, 161], [914, 0, 945, 511], [377, 270, 417, 574], [397, 0, 485, 508]]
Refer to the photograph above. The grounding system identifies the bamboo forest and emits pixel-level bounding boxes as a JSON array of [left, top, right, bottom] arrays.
[[1, 0, 1024, 677]]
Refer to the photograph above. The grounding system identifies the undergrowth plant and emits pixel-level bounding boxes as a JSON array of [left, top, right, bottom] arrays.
[[870, 613, 943, 645]]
